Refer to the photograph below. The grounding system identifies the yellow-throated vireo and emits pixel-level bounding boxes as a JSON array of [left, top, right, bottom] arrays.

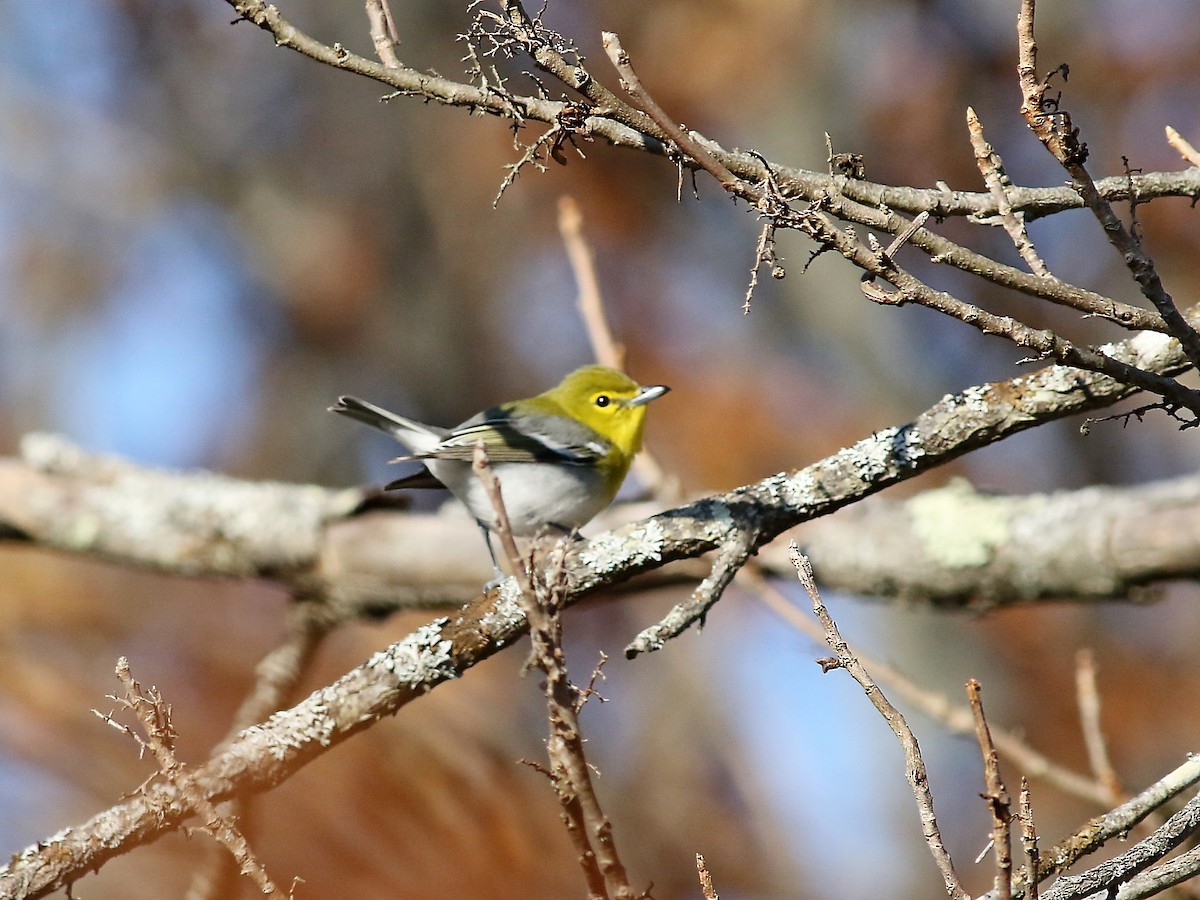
[[330, 365, 669, 577]]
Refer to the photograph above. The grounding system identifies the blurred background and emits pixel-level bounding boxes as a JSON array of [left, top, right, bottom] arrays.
[[3, 0, 1200, 897]]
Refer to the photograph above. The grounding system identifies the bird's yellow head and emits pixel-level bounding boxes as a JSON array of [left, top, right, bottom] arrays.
[[535, 365, 669, 461]]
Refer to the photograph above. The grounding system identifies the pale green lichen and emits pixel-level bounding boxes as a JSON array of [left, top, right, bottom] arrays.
[[907, 480, 1018, 569]]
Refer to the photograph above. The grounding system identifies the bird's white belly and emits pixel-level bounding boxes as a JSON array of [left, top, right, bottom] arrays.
[[427, 459, 614, 535]]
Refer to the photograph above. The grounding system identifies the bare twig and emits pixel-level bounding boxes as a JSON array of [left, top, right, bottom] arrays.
[[556, 196, 671, 499], [472, 445, 635, 900], [187, 603, 332, 900], [105, 659, 282, 896], [819, 184, 1165, 331], [743, 218, 780, 314], [976, 755, 1200, 899], [601, 32, 743, 196], [1018, 780, 1040, 900], [1038, 789, 1200, 900], [1074, 649, 1122, 801], [1016, 0, 1200, 372], [967, 105, 1049, 276], [2, 321, 1194, 896], [789, 542, 969, 900], [697, 853, 719, 900], [221, 0, 1200, 231], [558, 196, 623, 371], [1165, 126, 1200, 168], [364, 0, 401, 68], [624, 532, 756, 658], [602, 28, 1197, 412], [969, 679, 1014, 900], [1111, 843, 1200, 899], [745, 568, 1122, 806]]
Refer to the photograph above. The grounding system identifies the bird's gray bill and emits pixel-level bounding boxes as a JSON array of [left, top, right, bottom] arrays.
[[625, 384, 670, 407]]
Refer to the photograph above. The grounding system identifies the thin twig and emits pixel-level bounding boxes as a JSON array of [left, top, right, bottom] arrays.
[[558, 196, 624, 370], [967, 105, 1049, 276], [5, 318, 1195, 896], [788, 542, 969, 900], [1165, 126, 1200, 168], [745, 568, 1130, 807], [1074, 649, 1122, 801], [472, 445, 635, 900], [697, 853, 719, 900], [600, 32, 744, 197], [104, 659, 282, 896], [603, 26, 1198, 414], [624, 533, 755, 658], [186, 603, 330, 900], [556, 196, 671, 499], [969, 679, 1014, 900], [364, 0, 401, 68], [1110, 842, 1200, 899], [820, 184, 1164, 331], [981, 755, 1200, 898], [1016, 0, 1200, 372], [1038, 789, 1200, 900], [1018, 780, 1040, 900]]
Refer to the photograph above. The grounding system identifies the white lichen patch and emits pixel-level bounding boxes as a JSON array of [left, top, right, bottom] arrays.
[[580, 518, 666, 573], [907, 480, 1015, 569], [1115, 328, 1176, 364], [369, 618, 456, 689], [889, 424, 925, 468], [838, 425, 922, 482], [245, 692, 339, 759], [21, 433, 90, 473], [476, 581, 525, 641], [1034, 364, 1092, 399], [944, 384, 993, 414]]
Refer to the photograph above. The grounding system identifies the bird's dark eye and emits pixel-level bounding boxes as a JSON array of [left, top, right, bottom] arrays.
[[595, 394, 612, 408]]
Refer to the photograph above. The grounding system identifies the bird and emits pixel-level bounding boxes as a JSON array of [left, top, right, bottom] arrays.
[[330, 365, 669, 578]]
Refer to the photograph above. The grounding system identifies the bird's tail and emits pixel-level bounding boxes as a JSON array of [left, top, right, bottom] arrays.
[[328, 396, 447, 453]]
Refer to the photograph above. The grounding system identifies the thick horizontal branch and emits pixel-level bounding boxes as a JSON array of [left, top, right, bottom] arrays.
[[0, 329, 1191, 613], [782, 474, 1200, 607]]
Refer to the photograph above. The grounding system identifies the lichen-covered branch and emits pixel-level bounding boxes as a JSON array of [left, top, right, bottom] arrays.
[[782, 474, 1200, 608]]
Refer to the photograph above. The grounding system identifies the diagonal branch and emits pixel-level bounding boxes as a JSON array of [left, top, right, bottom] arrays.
[[791, 544, 968, 900]]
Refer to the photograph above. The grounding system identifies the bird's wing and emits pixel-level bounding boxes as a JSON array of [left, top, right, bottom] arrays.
[[416, 408, 610, 465]]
